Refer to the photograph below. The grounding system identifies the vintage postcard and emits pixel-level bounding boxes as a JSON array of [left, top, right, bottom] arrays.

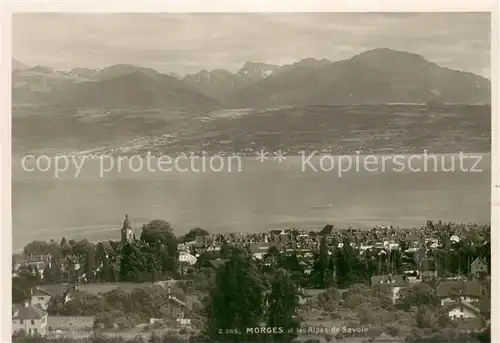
[[1, 1, 498, 343]]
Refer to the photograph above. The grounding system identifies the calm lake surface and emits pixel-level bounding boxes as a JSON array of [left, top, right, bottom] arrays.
[[12, 154, 491, 250]]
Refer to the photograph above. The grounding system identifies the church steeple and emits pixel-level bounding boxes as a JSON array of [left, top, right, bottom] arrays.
[[121, 214, 133, 242], [123, 214, 131, 229]]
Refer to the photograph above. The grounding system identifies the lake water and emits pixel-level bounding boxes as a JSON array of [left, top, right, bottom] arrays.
[[12, 154, 491, 250]]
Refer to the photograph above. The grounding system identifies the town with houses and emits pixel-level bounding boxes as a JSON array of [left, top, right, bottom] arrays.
[[8, 9, 494, 343], [11, 215, 491, 343]]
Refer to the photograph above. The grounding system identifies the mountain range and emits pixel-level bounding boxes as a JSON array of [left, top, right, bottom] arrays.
[[11, 48, 491, 111]]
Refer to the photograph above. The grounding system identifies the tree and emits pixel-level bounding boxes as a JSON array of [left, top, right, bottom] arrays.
[[203, 248, 264, 342], [478, 289, 491, 320], [102, 289, 128, 312], [83, 244, 96, 283], [60, 237, 72, 257], [12, 283, 30, 303], [72, 239, 93, 257], [266, 269, 300, 342], [264, 245, 281, 267], [119, 242, 148, 282], [195, 251, 220, 268], [396, 283, 437, 311], [279, 253, 305, 286], [158, 245, 177, 273], [140, 220, 174, 246], [42, 259, 62, 284], [23, 241, 50, 257], [62, 291, 109, 316], [316, 287, 341, 312], [181, 228, 209, 243], [12, 268, 40, 303], [311, 235, 334, 288], [140, 220, 178, 273], [415, 306, 436, 329], [342, 283, 374, 309], [477, 323, 490, 343], [142, 244, 163, 280], [149, 331, 162, 343]]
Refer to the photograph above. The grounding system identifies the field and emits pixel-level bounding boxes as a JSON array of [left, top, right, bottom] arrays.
[[12, 104, 491, 156], [46, 316, 94, 338]]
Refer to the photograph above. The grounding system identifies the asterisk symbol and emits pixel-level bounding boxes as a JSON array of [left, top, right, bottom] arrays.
[[273, 149, 287, 162], [256, 149, 269, 163]]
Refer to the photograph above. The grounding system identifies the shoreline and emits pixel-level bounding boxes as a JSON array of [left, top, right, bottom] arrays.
[[11, 151, 493, 161]]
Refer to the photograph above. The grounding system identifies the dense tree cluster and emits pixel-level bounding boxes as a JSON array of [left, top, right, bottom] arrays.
[[179, 228, 209, 244], [42, 283, 190, 330], [13, 221, 491, 343], [200, 247, 301, 342], [308, 235, 404, 289], [15, 220, 179, 292]]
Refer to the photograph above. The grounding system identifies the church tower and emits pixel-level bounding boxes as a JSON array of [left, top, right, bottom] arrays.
[[121, 214, 134, 242]]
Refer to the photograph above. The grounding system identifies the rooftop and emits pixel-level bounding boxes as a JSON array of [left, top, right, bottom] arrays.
[[12, 303, 47, 320], [437, 279, 482, 298]]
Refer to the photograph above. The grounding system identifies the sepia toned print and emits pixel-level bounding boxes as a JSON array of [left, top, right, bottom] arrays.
[[11, 12, 491, 343]]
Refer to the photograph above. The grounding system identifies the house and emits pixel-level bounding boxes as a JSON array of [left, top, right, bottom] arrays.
[[12, 301, 48, 336], [424, 237, 439, 246], [177, 241, 197, 253], [403, 268, 421, 284], [179, 251, 197, 266], [370, 274, 408, 303], [387, 241, 400, 251], [157, 293, 189, 319], [206, 244, 221, 252], [419, 257, 437, 281], [429, 242, 440, 249], [30, 287, 52, 310], [447, 301, 485, 332], [449, 234, 461, 244], [448, 301, 480, 320], [437, 279, 482, 306], [470, 257, 488, 278], [248, 243, 272, 260]]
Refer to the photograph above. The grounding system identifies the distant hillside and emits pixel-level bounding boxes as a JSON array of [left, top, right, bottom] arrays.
[[70, 67, 100, 80], [56, 71, 219, 111], [182, 62, 279, 102], [12, 65, 92, 105], [12, 64, 219, 111], [97, 64, 162, 81], [227, 48, 491, 107], [12, 104, 491, 156], [183, 69, 244, 101], [12, 48, 491, 111]]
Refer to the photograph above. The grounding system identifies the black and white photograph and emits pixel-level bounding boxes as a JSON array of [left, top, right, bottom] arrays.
[[7, 9, 494, 343]]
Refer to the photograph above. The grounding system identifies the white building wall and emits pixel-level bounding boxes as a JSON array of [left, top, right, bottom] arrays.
[[12, 315, 48, 336], [448, 307, 476, 320]]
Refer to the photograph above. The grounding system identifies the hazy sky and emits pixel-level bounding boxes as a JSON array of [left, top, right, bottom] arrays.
[[13, 12, 491, 77]]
